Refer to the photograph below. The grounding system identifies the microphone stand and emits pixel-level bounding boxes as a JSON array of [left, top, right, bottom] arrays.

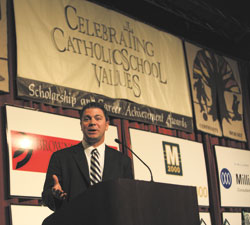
[[115, 139, 154, 182]]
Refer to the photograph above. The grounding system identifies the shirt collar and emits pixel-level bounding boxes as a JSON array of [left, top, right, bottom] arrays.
[[82, 139, 105, 156]]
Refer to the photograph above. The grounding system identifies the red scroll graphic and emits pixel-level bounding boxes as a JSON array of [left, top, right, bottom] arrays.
[[11, 130, 80, 173]]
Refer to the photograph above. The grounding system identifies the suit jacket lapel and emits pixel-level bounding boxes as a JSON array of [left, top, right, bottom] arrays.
[[72, 143, 90, 184], [102, 146, 115, 181]]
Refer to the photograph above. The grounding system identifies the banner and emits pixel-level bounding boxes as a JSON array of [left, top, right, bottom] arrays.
[[243, 212, 250, 225], [222, 213, 242, 225], [185, 42, 246, 141], [199, 212, 212, 225], [6, 105, 119, 197], [0, 0, 9, 92], [11, 205, 52, 225], [13, 0, 193, 132], [215, 145, 250, 207], [129, 128, 209, 206]]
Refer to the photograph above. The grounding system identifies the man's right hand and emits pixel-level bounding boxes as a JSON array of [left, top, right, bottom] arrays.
[[52, 174, 67, 200]]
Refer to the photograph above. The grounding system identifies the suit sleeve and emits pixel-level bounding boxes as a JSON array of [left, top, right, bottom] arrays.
[[42, 152, 63, 211]]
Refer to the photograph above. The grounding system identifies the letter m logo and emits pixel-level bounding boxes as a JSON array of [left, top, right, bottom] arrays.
[[162, 141, 183, 176]]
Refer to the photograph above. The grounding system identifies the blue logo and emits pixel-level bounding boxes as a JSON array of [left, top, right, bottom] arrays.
[[220, 168, 232, 189]]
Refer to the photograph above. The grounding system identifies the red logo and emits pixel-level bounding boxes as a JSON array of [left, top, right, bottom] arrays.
[[11, 131, 80, 173]]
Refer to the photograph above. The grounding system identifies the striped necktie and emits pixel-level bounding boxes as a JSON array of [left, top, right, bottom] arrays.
[[90, 148, 102, 185]]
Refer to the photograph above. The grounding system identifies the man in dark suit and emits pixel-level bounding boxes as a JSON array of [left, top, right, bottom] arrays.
[[42, 102, 133, 224]]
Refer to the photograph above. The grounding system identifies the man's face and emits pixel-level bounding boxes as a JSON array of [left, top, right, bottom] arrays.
[[81, 107, 109, 146]]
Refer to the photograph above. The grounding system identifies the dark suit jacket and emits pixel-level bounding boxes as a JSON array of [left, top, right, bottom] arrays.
[[42, 142, 133, 211]]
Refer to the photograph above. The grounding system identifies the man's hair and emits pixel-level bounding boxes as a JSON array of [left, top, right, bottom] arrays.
[[79, 102, 109, 121]]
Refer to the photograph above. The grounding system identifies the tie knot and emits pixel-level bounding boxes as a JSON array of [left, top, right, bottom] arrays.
[[91, 148, 99, 157]]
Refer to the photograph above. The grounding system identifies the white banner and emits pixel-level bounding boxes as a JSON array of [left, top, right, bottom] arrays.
[[11, 205, 53, 225], [13, 0, 192, 119], [0, 0, 7, 58], [222, 212, 242, 225], [0, 0, 9, 92], [6, 105, 118, 197], [215, 145, 250, 207], [129, 128, 209, 206], [199, 212, 212, 225]]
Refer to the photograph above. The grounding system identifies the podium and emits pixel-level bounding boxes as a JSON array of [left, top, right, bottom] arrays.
[[52, 179, 200, 225]]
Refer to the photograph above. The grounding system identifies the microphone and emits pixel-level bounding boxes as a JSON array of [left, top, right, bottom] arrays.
[[115, 138, 154, 182]]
